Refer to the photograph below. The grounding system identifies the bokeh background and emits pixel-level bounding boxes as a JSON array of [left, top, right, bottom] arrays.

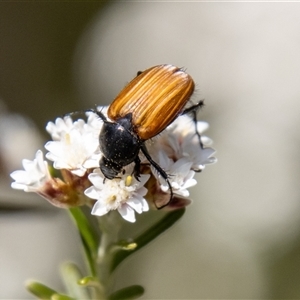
[[1, 1, 300, 299]]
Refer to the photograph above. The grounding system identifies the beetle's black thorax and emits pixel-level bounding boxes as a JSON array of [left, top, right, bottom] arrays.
[[99, 113, 140, 173]]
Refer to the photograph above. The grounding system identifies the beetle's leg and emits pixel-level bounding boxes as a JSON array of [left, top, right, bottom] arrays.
[[181, 100, 204, 116], [133, 156, 141, 181], [191, 107, 203, 150], [181, 100, 204, 149], [140, 144, 173, 209]]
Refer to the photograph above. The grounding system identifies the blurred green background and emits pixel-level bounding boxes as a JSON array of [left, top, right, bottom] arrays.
[[0, 2, 105, 124], [1, 2, 300, 299]]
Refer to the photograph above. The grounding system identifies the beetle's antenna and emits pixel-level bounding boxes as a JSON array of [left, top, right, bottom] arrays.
[[63, 110, 86, 118], [63, 106, 101, 119], [181, 100, 204, 116], [140, 144, 173, 209], [92, 108, 108, 122]]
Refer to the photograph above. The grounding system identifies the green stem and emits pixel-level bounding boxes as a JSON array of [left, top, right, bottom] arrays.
[[96, 212, 122, 298]]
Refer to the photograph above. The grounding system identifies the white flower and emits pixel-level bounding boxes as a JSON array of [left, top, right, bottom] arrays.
[[181, 134, 217, 171], [152, 150, 197, 197], [152, 114, 217, 170], [45, 115, 101, 176], [10, 150, 51, 192], [85, 168, 150, 223], [46, 116, 76, 141]]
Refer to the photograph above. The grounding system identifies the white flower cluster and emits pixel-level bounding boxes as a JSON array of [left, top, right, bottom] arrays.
[[10, 108, 216, 222]]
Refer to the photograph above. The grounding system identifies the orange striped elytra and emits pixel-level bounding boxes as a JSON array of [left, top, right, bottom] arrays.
[[108, 64, 195, 140]]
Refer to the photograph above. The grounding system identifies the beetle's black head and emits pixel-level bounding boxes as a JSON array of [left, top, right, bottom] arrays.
[[99, 156, 122, 179]]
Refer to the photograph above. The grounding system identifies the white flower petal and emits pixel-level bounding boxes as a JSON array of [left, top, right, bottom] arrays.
[[10, 150, 51, 192], [197, 121, 209, 133], [11, 182, 27, 190], [84, 186, 100, 200], [88, 171, 105, 188], [182, 177, 197, 189], [201, 135, 213, 146], [136, 186, 148, 198], [71, 168, 87, 177], [91, 200, 109, 216], [127, 196, 144, 214], [83, 155, 101, 169], [141, 198, 149, 212], [175, 188, 190, 197], [10, 170, 29, 183], [118, 204, 136, 223]]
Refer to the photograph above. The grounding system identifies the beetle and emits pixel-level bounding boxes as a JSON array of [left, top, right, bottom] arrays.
[[95, 64, 204, 208]]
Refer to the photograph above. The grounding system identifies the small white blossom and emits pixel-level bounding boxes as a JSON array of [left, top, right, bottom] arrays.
[[85, 168, 150, 223], [10, 150, 51, 192], [46, 116, 76, 141], [45, 115, 101, 176], [181, 134, 217, 170], [152, 151, 197, 197], [168, 117, 213, 145], [152, 114, 217, 170]]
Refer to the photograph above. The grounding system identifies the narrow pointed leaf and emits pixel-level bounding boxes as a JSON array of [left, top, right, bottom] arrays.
[[25, 281, 58, 299], [111, 208, 185, 272], [109, 285, 144, 300]]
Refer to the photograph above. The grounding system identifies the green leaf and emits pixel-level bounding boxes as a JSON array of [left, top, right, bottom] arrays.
[[110, 208, 185, 272], [108, 285, 144, 300], [68, 207, 99, 276], [25, 280, 58, 299], [60, 262, 90, 299]]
